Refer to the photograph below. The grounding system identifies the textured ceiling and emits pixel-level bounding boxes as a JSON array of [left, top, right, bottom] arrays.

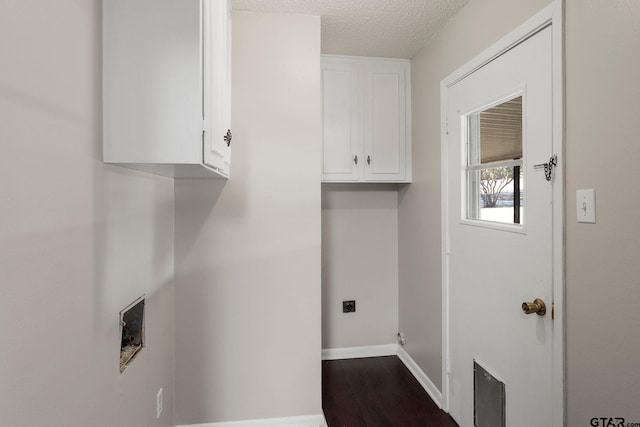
[[232, 0, 468, 59]]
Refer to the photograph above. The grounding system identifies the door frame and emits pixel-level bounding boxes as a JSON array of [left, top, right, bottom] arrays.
[[439, 1, 564, 425]]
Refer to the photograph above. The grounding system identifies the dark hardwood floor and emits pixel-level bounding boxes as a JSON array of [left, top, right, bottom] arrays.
[[322, 356, 458, 427]]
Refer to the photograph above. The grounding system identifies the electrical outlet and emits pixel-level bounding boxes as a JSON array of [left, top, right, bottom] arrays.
[[343, 300, 356, 313], [156, 388, 163, 419]]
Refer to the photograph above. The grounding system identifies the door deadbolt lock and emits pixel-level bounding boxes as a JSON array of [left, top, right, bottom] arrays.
[[522, 298, 546, 316]]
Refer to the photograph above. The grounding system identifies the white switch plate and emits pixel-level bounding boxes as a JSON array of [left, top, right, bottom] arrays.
[[576, 189, 596, 223], [156, 388, 163, 419]]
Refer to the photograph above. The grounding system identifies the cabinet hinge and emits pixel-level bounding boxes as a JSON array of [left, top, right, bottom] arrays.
[[445, 117, 449, 135]]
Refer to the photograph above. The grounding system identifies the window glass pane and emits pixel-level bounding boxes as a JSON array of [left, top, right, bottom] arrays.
[[466, 96, 523, 225]]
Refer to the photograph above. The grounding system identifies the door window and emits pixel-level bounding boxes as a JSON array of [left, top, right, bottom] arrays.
[[465, 96, 524, 225]]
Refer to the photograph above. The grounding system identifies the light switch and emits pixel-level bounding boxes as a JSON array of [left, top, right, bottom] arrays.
[[576, 189, 596, 223]]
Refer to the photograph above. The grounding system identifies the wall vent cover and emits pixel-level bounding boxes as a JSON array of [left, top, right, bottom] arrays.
[[474, 360, 505, 427]]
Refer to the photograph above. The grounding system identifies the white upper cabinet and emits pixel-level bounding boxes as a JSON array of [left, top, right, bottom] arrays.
[[321, 56, 411, 183], [103, 0, 232, 179]]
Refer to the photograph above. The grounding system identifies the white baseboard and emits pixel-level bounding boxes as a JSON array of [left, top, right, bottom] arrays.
[[321, 344, 398, 360], [397, 347, 443, 408], [176, 414, 327, 427]]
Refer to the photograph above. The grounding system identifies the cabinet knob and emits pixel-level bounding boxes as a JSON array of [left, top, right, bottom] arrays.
[[354, 155, 358, 165], [367, 155, 371, 165], [224, 129, 232, 147]]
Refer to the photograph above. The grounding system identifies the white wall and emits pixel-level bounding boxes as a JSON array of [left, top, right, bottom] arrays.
[[322, 184, 399, 350], [173, 11, 322, 425], [0, 1, 175, 426], [565, 1, 640, 424], [400, 0, 552, 391]]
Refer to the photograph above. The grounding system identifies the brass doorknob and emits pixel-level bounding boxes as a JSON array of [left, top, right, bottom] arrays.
[[522, 298, 546, 316]]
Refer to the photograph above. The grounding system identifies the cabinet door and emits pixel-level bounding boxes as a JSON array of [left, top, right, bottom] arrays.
[[203, 0, 232, 176], [103, 0, 202, 165], [362, 61, 408, 182], [321, 60, 361, 181]]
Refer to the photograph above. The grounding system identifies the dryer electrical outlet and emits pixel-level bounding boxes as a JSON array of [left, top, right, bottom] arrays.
[[342, 300, 356, 313]]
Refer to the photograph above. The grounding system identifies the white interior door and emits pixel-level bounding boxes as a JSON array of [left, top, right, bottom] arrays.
[[446, 26, 555, 427]]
